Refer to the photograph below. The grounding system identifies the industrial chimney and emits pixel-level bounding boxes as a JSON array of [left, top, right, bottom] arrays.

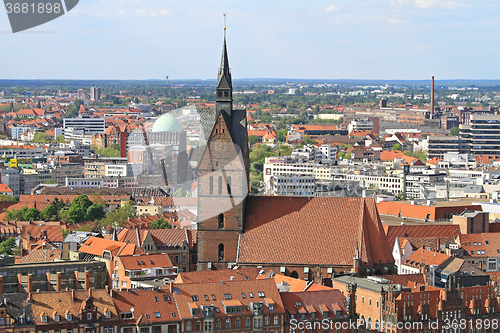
[[431, 76, 435, 117]]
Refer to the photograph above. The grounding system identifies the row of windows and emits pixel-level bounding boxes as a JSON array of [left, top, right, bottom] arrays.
[[186, 316, 278, 331]]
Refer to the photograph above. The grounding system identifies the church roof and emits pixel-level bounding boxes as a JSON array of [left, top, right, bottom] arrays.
[[237, 197, 393, 267]]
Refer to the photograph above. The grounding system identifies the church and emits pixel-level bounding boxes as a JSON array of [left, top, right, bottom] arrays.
[[197, 35, 395, 285]]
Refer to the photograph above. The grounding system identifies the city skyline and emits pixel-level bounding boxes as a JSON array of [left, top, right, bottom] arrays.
[[1, 0, 499, 80]]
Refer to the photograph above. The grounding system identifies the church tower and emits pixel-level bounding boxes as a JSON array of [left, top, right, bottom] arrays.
[[196, 30, 250, 270]]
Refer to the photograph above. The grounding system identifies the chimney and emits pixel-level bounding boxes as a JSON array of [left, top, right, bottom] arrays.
[[169, 282, 174, 293], [88, 288, 92, 298], [71, 289, 75, 300], [28, 292, 33, 303], [431, 76, 435, 117]]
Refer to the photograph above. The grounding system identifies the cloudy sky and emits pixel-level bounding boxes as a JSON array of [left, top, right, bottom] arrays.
[[0, 0, 499, 80]]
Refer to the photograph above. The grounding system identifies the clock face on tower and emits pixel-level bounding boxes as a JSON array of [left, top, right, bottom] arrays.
[[209, 134, 232, 159]]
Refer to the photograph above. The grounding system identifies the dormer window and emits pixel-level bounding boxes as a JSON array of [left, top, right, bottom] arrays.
[[87, 313, 92, 320], [54, 315, 60, 322], [268, 304, 275, 311], [310, 312, 316, 320], [300, 313, 306, 321], [322, 311, 329, 319], [105, 311, 112, 319], [66, 314, 72, 321], [41, 316, 48, 323], [191, 308, 199, 317]]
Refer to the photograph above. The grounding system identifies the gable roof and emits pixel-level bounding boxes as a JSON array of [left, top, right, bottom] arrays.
[[113, 289, 178, 324], [118, 253, 173, 270], [238, 197, 393, 267], [280, 290, 347, 321], [384, 225, 461, 249], [80, 236, 144, 257], [403, 248, 450, 267]]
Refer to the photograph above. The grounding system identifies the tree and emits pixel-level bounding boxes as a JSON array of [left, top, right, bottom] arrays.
[[397, 191, 406, 201], [0, 238, 16, 255], [0, 195, 18, 202], [43, 179, 56, 184], [121, 200, 137, 219], [302, 135, 317, 145], [41, 205, 58, 221], [33, 132, 51, 143], [55, 135, 65, 143], [392, 143, 402, 151], [276, 129, 287, 143], [37, 101, 41, 108], [62, 228, 69, 239], [51, 198, 65, 212], [174, 188, 190, 197], [67, 194, 93, 223], [248, 135, 261, 145], [150, 217, 173, 229], [450, 127, 460, 136], [94, 146, 120, 157], [24, 208, 41, 221], [100, 209, 128, 228], [85, 204, 106, 221]]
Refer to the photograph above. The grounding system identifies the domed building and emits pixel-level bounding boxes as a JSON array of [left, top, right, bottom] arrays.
[[151, 113, 183, 133], [145, 114, 188, 186]]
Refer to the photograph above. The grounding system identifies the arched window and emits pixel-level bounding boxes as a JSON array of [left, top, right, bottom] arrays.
[[218, 244, 224, 261], [218, 176, 222, 195], [227, 176, 232, 195], [218, 214, 224, 229], [209, 176, 213, 195]]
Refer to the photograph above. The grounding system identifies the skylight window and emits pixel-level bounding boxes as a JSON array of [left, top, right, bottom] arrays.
[[241, 293, 246, 299], [141, 261, 146, 265], [248, 292, 254, 298], [211, 294, 216, 300], [224, 293, 232, 300], [163, 295, 170, 302], [154, 312, 161, 318], [204, 295, 209, 301], [258, 291, 265, 297], [155, 296, 159, 302], [150, 260, 154, 264], [295, 301, 302, 306], [191, 295, 199, 301]]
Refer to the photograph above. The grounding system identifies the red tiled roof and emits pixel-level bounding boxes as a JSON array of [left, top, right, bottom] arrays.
[[175, 279, 284, 319], [404, 248, 450, 267], [384, 225, 461, 249], [175, 267, 263, 284], [80, 236, 144, 257], [113, 289, 178, 324], [119, 253, 173, 270], [238, 197, 394, 266], [0, 183, 13, 192], [281, 290, 347, 320]]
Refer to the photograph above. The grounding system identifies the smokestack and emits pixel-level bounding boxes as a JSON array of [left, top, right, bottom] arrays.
[[431, 76, 435, 117]]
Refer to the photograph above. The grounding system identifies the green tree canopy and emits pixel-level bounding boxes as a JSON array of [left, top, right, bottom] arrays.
[[392, 143, 402, 151], [450, 127, 460, 136], [150, 218, 172, 229], [0, 238, 16, 255], [41, 205, 58, 221], [85, 204, 106, 221], [67, 194, 93, 223], [33, 132, 51, 143]]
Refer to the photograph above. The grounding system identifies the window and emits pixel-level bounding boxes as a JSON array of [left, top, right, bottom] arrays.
[[186, 322, 192, 332], [295, 301, 302, 306], [376, 301, 379, 308], [226, 319, 231, 329], [66, 314, 73, 321], [154, 312, 161, 318], [192, 295, 199, 301], [246, 318, 251, 328], [218, 214, 224, 229], [196, 321, 201, 331], [218, 176, 223, 195], [0, 318, 4, 325], [362, 297, 365, 304], [140, 328, 149, 333], [235, 318, 241, 329], [209, 176, 213, 195], [163, 295, 170, 302], [218, 244, 224, 261], [175, 256, 179, 263], [258, 291, 265, 297], [54, 315, 60, 322], [369, 299, 372, 306], [106, 311, 112, 319], [122, 281, 127, 287], [211, 294, 216, 300], [224, 293, 232, 300], [155, 296, 159, 302], [274, 316, 279, 325], [249, 292, 254, 298], [216, 320, 221, 330], [204, 321, 213, 332], [109, 328, 114, 333], [191, 308, 199, 316], [265, 317, 270, 326], [41, 316, 48, 323], [87, 312, 92, 320]]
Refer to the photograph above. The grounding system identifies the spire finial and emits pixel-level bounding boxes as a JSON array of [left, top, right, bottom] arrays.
[[223, 13, 226, 39]]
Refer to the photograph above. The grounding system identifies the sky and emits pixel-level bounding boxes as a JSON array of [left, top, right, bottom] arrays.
[[0, 0, 499, 80]]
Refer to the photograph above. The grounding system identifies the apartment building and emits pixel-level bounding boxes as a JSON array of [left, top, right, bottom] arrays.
[[63, 117, 106, 135], [460, 114, 500, 155]]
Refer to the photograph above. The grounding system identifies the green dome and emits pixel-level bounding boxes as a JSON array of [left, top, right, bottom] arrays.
[[151, 114, 183, 132]]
